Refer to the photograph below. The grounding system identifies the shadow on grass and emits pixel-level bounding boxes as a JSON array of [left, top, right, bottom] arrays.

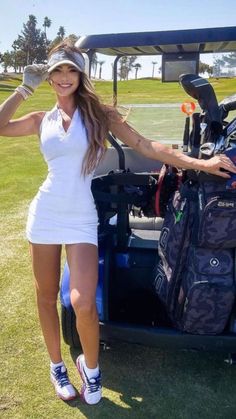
[[0, 74, 22, 81], [0, 87, 16, 92], [64, 342, 236, 419]]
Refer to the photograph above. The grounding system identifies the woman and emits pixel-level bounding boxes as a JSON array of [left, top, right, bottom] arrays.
[[0, 40, 235, 405]]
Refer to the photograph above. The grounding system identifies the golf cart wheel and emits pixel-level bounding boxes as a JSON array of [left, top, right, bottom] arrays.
[[61, 305, 81, 348]]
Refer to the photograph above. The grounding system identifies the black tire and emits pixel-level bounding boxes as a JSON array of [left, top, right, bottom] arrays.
[[61, 305, 81, 348]]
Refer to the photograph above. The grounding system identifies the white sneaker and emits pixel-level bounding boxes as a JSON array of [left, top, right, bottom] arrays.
[[50, 365, 77, 401], [76, 354, 102, 405]]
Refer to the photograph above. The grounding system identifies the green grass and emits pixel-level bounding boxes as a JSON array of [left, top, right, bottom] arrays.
[[93, 77, 236, 104], [1, 77, 236, 418]]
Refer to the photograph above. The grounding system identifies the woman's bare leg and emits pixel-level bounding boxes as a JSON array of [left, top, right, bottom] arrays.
[[66, 243, 99, 369], [29, 243, 62, 363]]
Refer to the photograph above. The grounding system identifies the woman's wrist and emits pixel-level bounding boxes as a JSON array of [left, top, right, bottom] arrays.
[[190, 158, 209, 172], [15, 85, 33, 100]]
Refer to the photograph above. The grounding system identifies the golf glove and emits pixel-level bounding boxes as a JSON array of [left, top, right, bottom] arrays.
[[23, 64, 48, 92], [15, 64, 48, 100]]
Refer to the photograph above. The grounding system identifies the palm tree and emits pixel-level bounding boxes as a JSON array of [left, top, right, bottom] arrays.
[[91, 53, 98, 78], [98, 60, 105, 79], [133, 63, 141, 79], [43, 17, 51, 42], [152, 61, 157, 78], [57, 26, 65, 40]]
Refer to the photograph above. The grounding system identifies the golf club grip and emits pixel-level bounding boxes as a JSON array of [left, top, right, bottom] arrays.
[[224, 99, 236, 112], [191, 113, 201, 148], [183, 117, 190, 152]]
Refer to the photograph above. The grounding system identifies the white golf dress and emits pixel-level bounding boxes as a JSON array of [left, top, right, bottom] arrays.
[[26, 106, 98, 245]]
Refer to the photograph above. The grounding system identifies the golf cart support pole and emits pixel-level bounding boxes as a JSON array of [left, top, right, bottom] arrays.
[[86, 49, 96, 78], [113, 55, 122, 107], [87, 51, 120, 107]]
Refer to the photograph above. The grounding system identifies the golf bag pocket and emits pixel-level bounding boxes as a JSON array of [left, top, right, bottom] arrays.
[[197, 182, 236, 248], [154, 184, 196, 307], [176, 246, 235, 335]]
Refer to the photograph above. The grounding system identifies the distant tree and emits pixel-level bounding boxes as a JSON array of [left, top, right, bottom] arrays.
[[118, 57, 128, 80], [43, 17, 52, 42], [14, 50, 26, 72], [13, 14, 47, 65], [12, 41, 26, 72], [91, 53, 98, 78], [151, 61, 157, 78], [118, 56, 137, 80], [199, 61, 213, 76], [37, 32, 49, 62], [127, 56, 137, 79], [223, 52, 236, 67], [49, 26, 66, 51], [213, 57, 226, 77], [57, 26, 66, 39], [0, 17, 77, 72], [1, 51, 14, 72], [133, 62, 141, 79], [219, 52, 236, 76], [98, 60, 105, 79]]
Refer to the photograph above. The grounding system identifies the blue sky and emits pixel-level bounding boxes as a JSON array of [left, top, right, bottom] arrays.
[[1, 0, 236, 78]]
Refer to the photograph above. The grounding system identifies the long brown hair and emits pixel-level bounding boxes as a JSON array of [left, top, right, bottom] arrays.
[[48, 40, 110, 174]]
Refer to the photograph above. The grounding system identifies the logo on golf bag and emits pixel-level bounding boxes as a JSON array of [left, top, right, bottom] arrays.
[[210, 257, 220, 267], [217, 201, 235, 208]]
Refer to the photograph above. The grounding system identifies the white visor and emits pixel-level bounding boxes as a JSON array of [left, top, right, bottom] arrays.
[[48, 50, 85, 73]]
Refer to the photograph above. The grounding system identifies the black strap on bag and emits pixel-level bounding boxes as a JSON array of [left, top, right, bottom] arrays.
[[92, 171, 158, 250], [92, 172, 157, 206]]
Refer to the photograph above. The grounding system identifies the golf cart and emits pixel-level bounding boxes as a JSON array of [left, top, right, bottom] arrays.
[[60, 28, 236, 363]]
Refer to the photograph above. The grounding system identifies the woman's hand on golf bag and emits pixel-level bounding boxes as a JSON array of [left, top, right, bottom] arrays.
[[199, 154, 236, 178]]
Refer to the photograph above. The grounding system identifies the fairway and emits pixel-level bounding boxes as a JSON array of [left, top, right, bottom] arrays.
[[127, 104, 189, 143], [1, 77, 236, 418], [127, 104, 236, 144]]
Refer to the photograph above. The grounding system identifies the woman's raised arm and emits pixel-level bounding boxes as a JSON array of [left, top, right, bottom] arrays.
[[0, 91, 44, 137], [0, 64, 48, 137]]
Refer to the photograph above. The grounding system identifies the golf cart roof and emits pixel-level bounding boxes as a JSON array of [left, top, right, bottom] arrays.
[[77, 26, 236, 56]]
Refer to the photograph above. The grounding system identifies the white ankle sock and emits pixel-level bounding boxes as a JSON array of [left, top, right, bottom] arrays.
[[50, 360, 64, 371], [81, 355, 99, 379]]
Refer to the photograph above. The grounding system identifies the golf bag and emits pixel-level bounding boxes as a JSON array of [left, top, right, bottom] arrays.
[[154, 179, 236, 334], [154, 74, 236, 335]]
